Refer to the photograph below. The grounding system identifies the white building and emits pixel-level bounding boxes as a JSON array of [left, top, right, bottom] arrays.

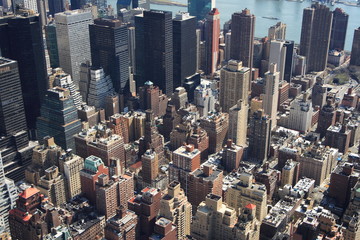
[[228, 100, 248, 146], [263, 63, 280, 130], [55, 10, 93, 87], [269, 40, 287, 80], [194, 79, 218, 117], [287, 94, 313, 133]]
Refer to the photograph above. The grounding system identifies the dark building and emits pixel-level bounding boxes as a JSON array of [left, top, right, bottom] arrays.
[[139, 110, 165, 165], [0, 14, 48, 135], [48, 0, 65, 16], [325, 123, 351, 153], [330, 8, 348, 51], [128, 187, 162, 239], [300, 3, 333, 72], [188, 0, 215, 20], [230, 9, 255, 81], [45, 22, 60, 68], [311, 78, 327, 108], [135, 10, 173, 95], [317, 100, 336, 138], [90, 18, 129, 110], [328, 163, 359, 208], [70, 0, 86, 10], [248, 110, 271, 164], [222, 139, 243, 173], [37, 87, 82, 151], [172, 12, 197, 88], [0, 58, 34, 181], [350, 27, 360, 66], [283, 40, 294, 82]]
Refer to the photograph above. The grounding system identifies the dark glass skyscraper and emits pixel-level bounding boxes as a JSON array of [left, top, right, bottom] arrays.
[[300, 3, 333, 72], [172, 12, 197, 88], [350, 27, 360, 66], [70, 0, 86, 9], [48, 0, 65, 17], [0, 14, 48, 135], [230, 9, 255, 80], [0, 58, 34, 181], [330, 8, 348, 51], [284, 40, 294, 82], [188, 0, 215, 20], [37, 87, 82, 151], [45, 22, 60, 68], [89, 18, 129, 109], [136, 10, 173, 95]]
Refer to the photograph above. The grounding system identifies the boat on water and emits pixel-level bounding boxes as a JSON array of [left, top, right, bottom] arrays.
[[262, 16, 280, 20]]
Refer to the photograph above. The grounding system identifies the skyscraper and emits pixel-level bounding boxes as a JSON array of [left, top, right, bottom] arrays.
[[330, 8, 348, 51], [0, 58, 35, 181], [269, 40, 286, 80], [283, 40, 294, 82], [172, 12, 197, 88], [248, 110, 271, 163], [70, 0, 86, 10], [230, 9, 255, 80], [219, 60, 250, 112], [188, 0, 215, 20], [350, 27, 360, 66], [0, 15, 47, 132], [228, 100, 248, 146], [136, 10, 173, 95], [45, 22, 60, 68], [268, 22, 286, 40], [48, 0, 65, 16], [204, 8, 220, 75], [263, 63, 280, 130], [37, 87, 82, 150], [300, 3, 333, 72], [55, 10, 93, 87], [90, 18, 129, 104]]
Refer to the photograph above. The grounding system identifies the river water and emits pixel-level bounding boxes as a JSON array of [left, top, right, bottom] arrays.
[[108, 0, 360, 50]]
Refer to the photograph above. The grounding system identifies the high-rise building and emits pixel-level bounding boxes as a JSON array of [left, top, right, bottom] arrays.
[[187, 164, 223, 207], [37, 166, 67, 206], [58, 150, 84, 201], [80, 155, 109, 204], [55, 10, 93, 86], [136, 10, 173, 95], [70, 0, 86, 10], [138, 81, 168, 117], [194, 79, 217, 117], [312, 77, 327, 108], [96, 173, 118, 219], [330, 8, 348, 51], [45, 22, 60, 68], [48, 0, 65, 16], [141, 149, 159, 185], [0, 15, 47, 132], [300, 3, 333, 72], [139, 110, 165, 165], [283, 40, 294, 82], [173, 12, 197, 88], [191, 194, 237, 240], [104, 209, 138, 240], [268, 22, 286, 40], [350, 27, 360, 66], [0, 58, 35, 181], [199, 112, 229, 154], [0, 154, 18, 232], [37, 87, 82, 151], [263, 63, 280, 130], [170, 87, 188, 110], [248, 110, 271, 163], [203, 8, 220, 75], [222, 139, 243, 172], [128, 187, 162, 239], [230, 9, 255, 80], [159, 181, 192, 240], [187, 125, 209, 161], [90, 18, 129, 103], [228, 100, 248, 146], [317, 100, 336, 138], [219, 60, 250, 112], [287, 95, 313, 133], [224, 172, 267, 221], [188, 0, 215, 20], [326, 123, 351, 153], [269, 40, 286, 80], [169, 145, 200, 194]]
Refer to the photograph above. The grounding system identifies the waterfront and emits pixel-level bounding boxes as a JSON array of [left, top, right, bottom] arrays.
[[108, 0, 360, 50]]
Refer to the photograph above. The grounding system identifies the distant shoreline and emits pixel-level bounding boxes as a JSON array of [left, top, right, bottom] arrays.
[[150, 0, 187, 7]]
